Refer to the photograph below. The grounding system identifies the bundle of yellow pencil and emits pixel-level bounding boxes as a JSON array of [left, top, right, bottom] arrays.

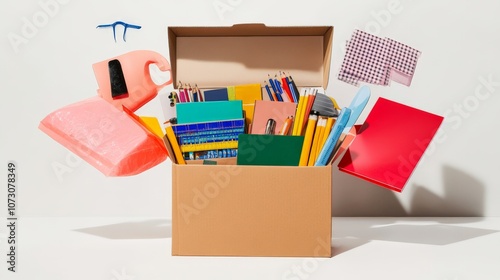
[[298, 113, 318, 166]]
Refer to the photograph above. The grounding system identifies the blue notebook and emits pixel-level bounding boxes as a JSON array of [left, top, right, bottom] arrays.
[[204, 88, 229, 101]]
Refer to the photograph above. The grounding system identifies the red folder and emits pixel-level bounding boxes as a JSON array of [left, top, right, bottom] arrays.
[[338, 97, 444, 192]]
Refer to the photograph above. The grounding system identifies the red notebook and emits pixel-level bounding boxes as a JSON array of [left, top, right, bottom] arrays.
[[338, 97, 444, 192]]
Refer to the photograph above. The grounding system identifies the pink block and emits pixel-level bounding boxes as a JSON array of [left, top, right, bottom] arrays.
[[39, 96, 167, 176], [93, 50, 173, 112]]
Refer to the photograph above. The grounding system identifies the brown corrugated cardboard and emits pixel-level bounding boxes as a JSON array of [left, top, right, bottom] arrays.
[[168, 24, 333, 88], [172, 164, 332, 257], [168, 24, 335, 257]]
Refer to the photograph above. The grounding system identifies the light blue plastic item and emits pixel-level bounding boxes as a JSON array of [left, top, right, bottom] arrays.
[[315, 107, 351, 166], [342, 86, 371, 134]]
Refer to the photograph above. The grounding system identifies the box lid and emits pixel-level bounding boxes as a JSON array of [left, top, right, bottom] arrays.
[[337, 97, 444, 192], [168, 24, 333, 88]]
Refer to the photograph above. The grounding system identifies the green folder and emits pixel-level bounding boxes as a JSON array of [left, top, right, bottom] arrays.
[[176, 100, 243, 124], [237, 135, 304, 166]]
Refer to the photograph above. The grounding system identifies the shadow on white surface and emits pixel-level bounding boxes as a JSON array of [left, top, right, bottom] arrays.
[[332, 218, 498, 256], [333, 164, 486, 217], [74, 219, 171, 239], [410, 165, 485, 216]]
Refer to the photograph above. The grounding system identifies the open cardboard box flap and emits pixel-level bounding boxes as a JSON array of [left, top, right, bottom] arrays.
[[168, 24, 333, 88]]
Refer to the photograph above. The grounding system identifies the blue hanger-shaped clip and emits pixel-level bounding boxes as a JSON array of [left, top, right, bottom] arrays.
[[96, 21, 142, 42]]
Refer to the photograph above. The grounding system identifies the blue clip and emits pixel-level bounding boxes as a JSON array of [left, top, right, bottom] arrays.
[[96, 21, 142, 42]]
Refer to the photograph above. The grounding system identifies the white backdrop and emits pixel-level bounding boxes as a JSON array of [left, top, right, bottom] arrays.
[[1, 0, 499, 218]]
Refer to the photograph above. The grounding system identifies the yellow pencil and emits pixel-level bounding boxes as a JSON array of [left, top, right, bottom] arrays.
[[165, 122, 186, 165], [308, 117, 326, 166], [317, 117, 336, 159], [299, 113, 318, 166], [292, 89, 306, 136], [297, 89, 310, 135]]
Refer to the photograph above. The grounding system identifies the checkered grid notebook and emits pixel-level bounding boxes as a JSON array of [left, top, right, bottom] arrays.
[[338, 30, 421, 87]]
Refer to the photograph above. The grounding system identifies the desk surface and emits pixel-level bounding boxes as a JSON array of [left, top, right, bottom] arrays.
[[1, 217, 499, 280]]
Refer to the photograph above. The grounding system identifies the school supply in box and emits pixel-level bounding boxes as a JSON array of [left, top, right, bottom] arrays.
[[39, 23, 444, 257], [166, 24, 444, 257]]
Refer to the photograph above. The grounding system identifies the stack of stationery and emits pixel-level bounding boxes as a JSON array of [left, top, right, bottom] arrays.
[[163, 75, 369, 167], [170, 82, 262, 129], [163, 100, 244, 162], [173, 119, 244, 160]]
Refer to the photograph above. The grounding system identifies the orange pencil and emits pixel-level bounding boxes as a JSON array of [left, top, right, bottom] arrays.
[[278, 116, 293, 135]]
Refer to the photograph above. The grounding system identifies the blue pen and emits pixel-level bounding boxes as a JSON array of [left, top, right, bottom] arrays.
[[315, 107, 352, 166]]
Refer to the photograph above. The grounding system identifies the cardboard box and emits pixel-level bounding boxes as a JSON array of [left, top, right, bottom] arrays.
[[172, 164, 332, 257], [168, 24, 335, 257]]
